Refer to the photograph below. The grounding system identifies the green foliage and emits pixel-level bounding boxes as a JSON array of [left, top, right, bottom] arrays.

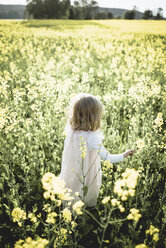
[[143, 10, 153, 20], [26, 0, 70, 19], [124, 10, 136, 19], [154, 8, 164, 20], [0, 20, 166, 248]]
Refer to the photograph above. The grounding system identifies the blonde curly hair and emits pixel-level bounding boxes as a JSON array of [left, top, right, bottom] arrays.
[[69, 93, 103, 131]]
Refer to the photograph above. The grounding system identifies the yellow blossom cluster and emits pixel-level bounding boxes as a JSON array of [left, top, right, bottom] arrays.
[[28, 213, 37, 223], [41, 172, 74, 202], [153, 112, 164, 132], [136, 139, 145, 150], [71, 220, 77, 228], [14, 237, 48, 248], [135, 244, 148, 248], [146, 225, 160, 242], [72, 200, 84, 215], [60, 227, 68, 236], [102, 196, 110, 204], [54, 228, 69, 246], [0, 108, 7, 130], [62, 208, 72, 222], [111, 198, 120, 206], [114, 168, 139, 201], [154, 113, 163, 127], [111, 198, 125, 212], [46, 212, 57, 224], [42, 203, 52, 213], [127, 208, 142, 222], [11, 207, 26, 226], [102, 197, 125, 212], [80, 136, 87, 159], [102, 160, 114, 176]]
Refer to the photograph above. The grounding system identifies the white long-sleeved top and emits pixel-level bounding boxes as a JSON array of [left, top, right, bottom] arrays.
[[59, 129, 123, 207], [87, 132, 124, 163]]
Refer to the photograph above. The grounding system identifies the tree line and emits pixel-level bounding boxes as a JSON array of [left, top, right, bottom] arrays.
[[0, 0, 164, 20], [26, 0, 113, 19], [25, 0, 164, 20]]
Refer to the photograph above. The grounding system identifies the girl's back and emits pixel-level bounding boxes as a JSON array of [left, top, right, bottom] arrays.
[[59, 128, 103, 207]]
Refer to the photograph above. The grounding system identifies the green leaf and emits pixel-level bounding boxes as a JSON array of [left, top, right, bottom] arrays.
[[82, 186, 88, 197]]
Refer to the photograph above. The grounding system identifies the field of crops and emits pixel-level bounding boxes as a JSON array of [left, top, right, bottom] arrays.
[[0, 20, 166, 248]]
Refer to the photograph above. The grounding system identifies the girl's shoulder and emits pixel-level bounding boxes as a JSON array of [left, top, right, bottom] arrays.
[[87, 130, 104, 145], [65, 126, 104, 142]]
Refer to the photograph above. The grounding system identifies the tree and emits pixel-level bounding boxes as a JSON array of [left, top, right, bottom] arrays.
[[107, 11, 113, 19], [143, 10, 153, 20], [71, 1, 83, 19], [44, 0, 60, 18], [69, 6, 75, 19], [94, 11, 107, 19], [61, 0, 70, 18], [70, 0, 98, 20], [123, 10, 135, 20], [26, 0, 45, 19], [26, 0, 70, 19], [154, 8, 163, 20]]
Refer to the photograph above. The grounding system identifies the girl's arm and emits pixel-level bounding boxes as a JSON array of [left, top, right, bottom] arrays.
[[90, 143, 124, 163], [87, 133, 135, 163]]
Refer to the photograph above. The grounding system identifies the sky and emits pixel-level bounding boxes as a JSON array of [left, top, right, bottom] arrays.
[[0, 0, 166, 16]]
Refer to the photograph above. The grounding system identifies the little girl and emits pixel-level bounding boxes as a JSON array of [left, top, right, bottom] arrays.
[[59, 93, 134, 207]]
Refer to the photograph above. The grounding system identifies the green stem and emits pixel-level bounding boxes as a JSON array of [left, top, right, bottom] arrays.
[[84, 209, 105, 228], [99, 209, 112, 248], [108, 218, 127, 224], [154, 182, 166, 223]]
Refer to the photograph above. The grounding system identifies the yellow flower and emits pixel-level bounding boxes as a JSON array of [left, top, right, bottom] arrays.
[[135, 244, 148, 248], [42, 172, 73, 201], [41, 172, 57, 192], [43, 191, 50, 199], [153, 233, 159, 242], [118, 205, 125, 212], [102, 196, 110, 204], [136, 139, 145, 149], [14, 237, 48, 248], [127, 208, 142, 221], [0, 108, 7, 130], [37, 213, 41, 218], [43, 204, 51, 212], [62, 208, 72, 222], [128, 189, 135, 197], [80, 136, 87, 159], [14, 239, 24, 248], [71, 221, 77, 228], [146, 224, 159, 242], [12, 207, 26, 226], [121, 190, 128, 201], [124, 169, 139, 189], [55, 199, 62, 206], [46, 212, 57, 224], [73, 200, 84, 215], [114, 178, 126, 197], [114, 168, 139, 201], [103, 160, 113, 169], [111, 198, 120, 207], [60, 228, 68, 236], [28, 213, 37, 223], [146, 224, 159, 235], [154, 112, 163, 127]]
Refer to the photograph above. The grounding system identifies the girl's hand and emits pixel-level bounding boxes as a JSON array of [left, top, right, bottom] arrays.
[[123, 150, 135, 158]]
